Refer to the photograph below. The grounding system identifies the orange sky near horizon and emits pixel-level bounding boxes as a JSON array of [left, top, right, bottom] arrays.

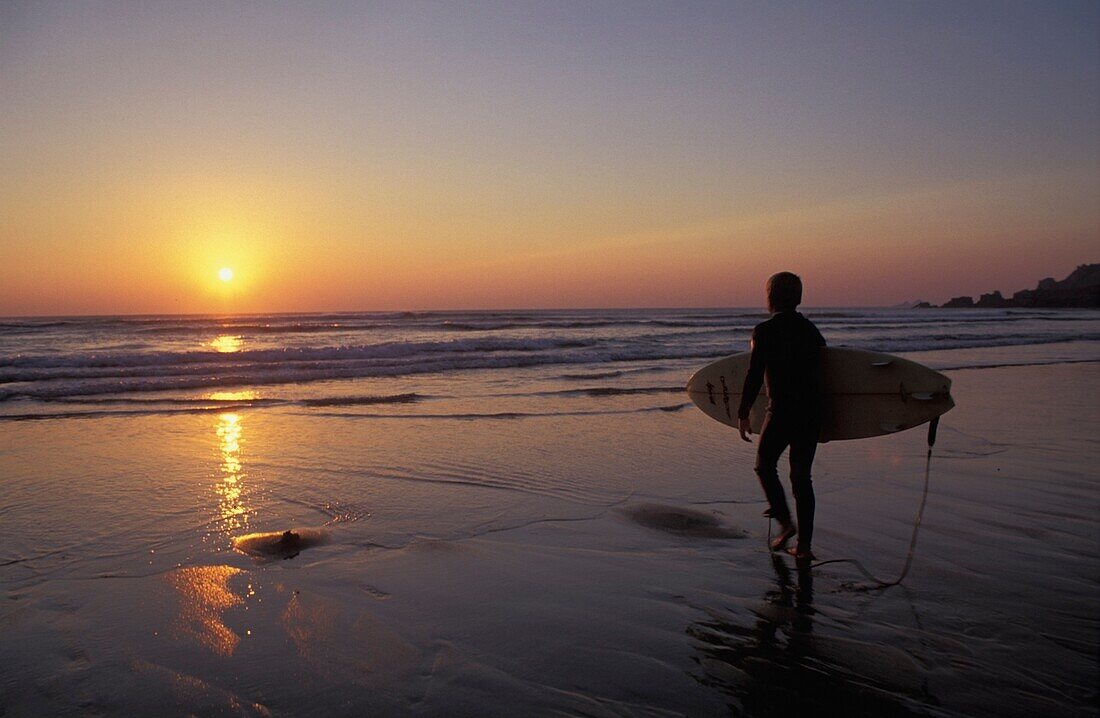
[[2, 164, 1093, 315], [1, 2, 1097, 316]]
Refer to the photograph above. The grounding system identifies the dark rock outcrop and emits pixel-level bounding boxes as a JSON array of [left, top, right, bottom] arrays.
[[976, 291, 1009, 308], [937, 264, 1100, 308]]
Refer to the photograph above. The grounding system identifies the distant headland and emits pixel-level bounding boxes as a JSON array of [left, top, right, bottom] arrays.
[[914, 263, 1100, 308]]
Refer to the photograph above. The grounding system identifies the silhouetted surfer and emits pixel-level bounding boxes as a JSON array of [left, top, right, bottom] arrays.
[[737, 272, 825, 562]]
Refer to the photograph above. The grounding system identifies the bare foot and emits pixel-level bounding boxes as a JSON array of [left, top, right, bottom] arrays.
[[770, 523, 797, 552], [785, 546, 816, 563]]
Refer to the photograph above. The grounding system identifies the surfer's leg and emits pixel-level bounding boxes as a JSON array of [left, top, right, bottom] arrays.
[[755, 413, 792, 528], [788, 423, 819, 552]]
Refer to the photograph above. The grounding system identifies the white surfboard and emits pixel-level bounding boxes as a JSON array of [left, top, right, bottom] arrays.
[[686, 347, 953, 441]]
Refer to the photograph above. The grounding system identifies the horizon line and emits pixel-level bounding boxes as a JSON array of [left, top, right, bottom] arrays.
[[0, 303, 1068, 321]]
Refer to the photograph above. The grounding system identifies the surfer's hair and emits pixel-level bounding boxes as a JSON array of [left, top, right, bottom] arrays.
[[767, 272, 802, 312]]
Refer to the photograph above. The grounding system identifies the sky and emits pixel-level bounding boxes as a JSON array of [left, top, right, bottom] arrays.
[[1, 1, 1097, 314]]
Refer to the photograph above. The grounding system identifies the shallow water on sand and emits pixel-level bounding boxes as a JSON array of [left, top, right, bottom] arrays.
[[1, 354, 1098, 716]]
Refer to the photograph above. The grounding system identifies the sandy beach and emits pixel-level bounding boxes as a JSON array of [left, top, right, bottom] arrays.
[[2, 357, 1096, 717]]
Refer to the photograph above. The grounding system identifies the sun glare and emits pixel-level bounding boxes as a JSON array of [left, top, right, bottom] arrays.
[[219, 267, 234, 282], [210, 335, 243, 353]]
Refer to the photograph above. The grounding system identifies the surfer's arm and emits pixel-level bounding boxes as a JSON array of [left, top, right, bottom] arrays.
[[737, 416, 752, 442], [738, 331, 766, 422], [812, 324, 827, 391]]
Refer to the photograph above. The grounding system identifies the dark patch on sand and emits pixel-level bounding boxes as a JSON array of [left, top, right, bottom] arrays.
[[621, 503, 747, 539], [359, 584, 391, 600]]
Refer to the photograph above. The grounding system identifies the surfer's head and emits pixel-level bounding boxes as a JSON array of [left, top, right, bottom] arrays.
[[766, 272, 802, 313]]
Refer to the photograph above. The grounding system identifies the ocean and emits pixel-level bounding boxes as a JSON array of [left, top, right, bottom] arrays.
[[2, 307, 1098, 716], [3, 307, 1098, 411]]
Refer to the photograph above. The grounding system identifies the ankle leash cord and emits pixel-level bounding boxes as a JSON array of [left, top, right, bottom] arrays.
[[769, 417, 939, 589]]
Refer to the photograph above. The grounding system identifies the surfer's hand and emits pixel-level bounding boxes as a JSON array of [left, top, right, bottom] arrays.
[[737, 417, 752, 442]]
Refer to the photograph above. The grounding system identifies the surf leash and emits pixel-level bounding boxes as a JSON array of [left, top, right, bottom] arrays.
[[769, 417, 939, 589]]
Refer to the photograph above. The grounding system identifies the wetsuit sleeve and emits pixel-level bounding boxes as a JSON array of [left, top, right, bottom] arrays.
[[812, 322, 827, 399], [738, 328, 766, 420]]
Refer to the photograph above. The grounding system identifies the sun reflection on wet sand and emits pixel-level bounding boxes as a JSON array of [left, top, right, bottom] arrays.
[[215, 412, 252, 534], [210, 334, 243, 353], [166, 565, 245, 656]]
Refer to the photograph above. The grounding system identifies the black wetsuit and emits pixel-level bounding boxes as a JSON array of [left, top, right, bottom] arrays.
[[737, 311, 826, 549]]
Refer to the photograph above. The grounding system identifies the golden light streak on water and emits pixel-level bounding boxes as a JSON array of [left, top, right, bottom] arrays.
[[210, 334, 243, 353], [215, 412, 251, 534], [207, 390, 259, 401]]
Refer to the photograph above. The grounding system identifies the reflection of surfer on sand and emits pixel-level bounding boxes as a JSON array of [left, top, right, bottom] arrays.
[[688, 554, 815, 711], [737, 272, 825, 563], [688, 556, 935, 712]]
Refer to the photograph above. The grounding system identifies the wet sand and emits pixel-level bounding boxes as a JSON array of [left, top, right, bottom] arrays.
[[1, 362, 1097, 716]]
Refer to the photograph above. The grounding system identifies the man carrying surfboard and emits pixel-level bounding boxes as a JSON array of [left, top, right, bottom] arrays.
[[737, 272, 825, 562]]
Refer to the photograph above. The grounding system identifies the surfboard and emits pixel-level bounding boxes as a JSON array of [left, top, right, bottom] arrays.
[[686, 347, 953, 441]]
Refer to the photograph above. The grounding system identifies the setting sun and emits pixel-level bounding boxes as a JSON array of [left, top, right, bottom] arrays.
[[218, 267, 234, 282]]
